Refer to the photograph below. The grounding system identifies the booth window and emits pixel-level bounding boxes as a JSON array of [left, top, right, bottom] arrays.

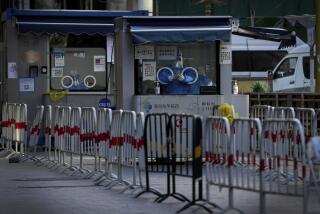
[[134, 43, 217, 95], [50, 34, 110, 91]]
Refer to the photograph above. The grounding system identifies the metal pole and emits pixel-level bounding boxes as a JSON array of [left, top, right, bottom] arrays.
[[316, 0, 320, 93]]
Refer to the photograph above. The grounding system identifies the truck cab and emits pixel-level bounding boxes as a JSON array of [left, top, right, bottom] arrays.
[[271, 44, 311, 92]]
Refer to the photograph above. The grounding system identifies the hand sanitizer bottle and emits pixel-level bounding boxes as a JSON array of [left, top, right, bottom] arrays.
[[155, 81, 160, 95], [233, 80, 239, 94]]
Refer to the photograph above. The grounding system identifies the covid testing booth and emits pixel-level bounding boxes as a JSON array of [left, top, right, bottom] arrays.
[[113, 16, 249, 117], [3, 9, 148, 118]]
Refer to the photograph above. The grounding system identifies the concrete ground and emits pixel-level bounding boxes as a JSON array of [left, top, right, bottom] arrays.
[[0, 154, 319, 214]]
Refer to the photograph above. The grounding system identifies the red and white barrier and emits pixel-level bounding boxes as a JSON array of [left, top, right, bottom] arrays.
[[250, 105, 273, 121], [44, 105, 52, 160], [80, 107, 97, 175], [94, 108, 112, 182]]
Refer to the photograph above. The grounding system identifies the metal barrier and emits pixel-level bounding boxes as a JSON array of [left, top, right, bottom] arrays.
[[136, 113, 215, 213], [119, 111, 138, 191], [168, 114, 220, 213], [67, 107, 81, 173], [262, 119, 308, 213], [135, 112, 145, 189], [54, 106, 71, 167], [28, 105, 44, 152], [1, 103, 16, 156], [295, 108, 317, 141], [205, 116, 243, 213], [105, 110, 123, 187], [273, 106, 295, 119], [205, 116, 313, 213], [230, 118, 263, 213], [80, 107, 97, 176], [93, 108, 112, 183], [135, 113, 169, 198], [61, 107, 81, 173], [44, 105, 52, 161], [1, 103, 28, 157], [51, 106, 61, 167], [250, 105, 273, 121]]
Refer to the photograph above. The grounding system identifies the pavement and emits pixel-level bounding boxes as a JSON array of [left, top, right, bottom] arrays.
[[0, 154, 319, 214]]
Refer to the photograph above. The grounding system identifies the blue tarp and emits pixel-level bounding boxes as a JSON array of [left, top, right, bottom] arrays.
[[6, 9, 148, 35]]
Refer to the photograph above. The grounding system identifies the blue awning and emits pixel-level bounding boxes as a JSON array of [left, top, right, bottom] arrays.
[[130, 26, 231, 44], [122, 16, 232, 44], [6, 9, 148, 35]]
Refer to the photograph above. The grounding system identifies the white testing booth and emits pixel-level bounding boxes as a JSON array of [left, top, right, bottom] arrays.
[[114, 16, 249, 117]]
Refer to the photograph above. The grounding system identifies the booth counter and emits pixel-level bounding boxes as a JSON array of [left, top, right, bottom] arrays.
[[114, 16, 249, 116]]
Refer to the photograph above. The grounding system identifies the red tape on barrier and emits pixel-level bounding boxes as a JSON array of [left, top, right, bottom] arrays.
[[57, 127, 64, 136], [45, 127, 51, 134], [296, 134, 301, 144], [65, 126, 71, 134], [259, 159, 265, 171], [31, 125, 40, 135], [9, 119, 16, 126], [287, 130, 293, 140], [1, 120, 9, 128], [205, 151, 209, 161], [250, 127, 254, 136], [264, 130, 269, 139], [228, 154, 234, 167], [271, 132, 277, 143], [15, 122, 27, 130], [70, 126, 80, 136], [137, 137, 144, 150], [279, 130, 285, 139]]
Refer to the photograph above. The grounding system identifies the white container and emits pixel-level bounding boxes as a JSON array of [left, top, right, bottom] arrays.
[[155, 81, 160, 95], [233, 80, 238, 94]]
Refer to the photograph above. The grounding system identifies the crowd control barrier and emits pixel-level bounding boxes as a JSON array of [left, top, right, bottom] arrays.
[[7, 103, 318, 214], [1, 103, 28, 157], [1, 103, 16, 156], [262, 118, 309, 213], [295, 108, 317, 141], [50, 106, 61, 167], [205, 116, 259, 213], [272, 106, 295, 119], [79, 107, 97, 176], [14, 104, 28, 154], [205, 116, 316, 213], [23, 105, 44, 162], [63, 107, 81, 173], [104, 110, 122, 186], [135, 113, 169, 198], [135, 112, 145, 188], [44, 105, 52, 161], [136, 113, 217, 213], [250, 105, 273, 121], [94, 108, 112, 183]]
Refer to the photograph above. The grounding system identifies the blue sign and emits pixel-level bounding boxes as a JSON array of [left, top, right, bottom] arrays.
[[99, 98, 111, 108]]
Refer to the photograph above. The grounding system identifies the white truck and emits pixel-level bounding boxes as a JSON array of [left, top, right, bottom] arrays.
[[269, 44, 312, 92]]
